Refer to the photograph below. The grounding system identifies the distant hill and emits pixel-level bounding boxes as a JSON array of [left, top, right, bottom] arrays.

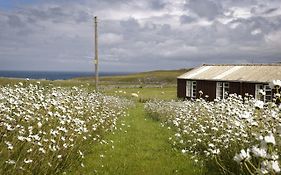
[[74, 68, 193, 85]]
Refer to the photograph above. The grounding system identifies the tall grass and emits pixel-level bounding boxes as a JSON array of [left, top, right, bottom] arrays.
[[0, 82, 132, 174], [145, 85, 281, 174]]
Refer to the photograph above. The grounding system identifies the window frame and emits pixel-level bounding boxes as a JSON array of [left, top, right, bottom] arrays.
[[255, 84, 272, 102], [216, 82, 229, 99], [186, 80, 197, 98]]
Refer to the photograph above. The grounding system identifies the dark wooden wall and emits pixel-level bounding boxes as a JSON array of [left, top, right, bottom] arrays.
[[177, 79, 186, 98], [196, 80, 216, 100], [177, 79, 258, 100], [241, 82, 255, 97], [229, 82, 241, 95], [229, 82, 255, 97]]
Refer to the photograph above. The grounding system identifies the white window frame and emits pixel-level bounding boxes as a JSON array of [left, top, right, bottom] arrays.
[[255, 84, 272, 102], [265, 85, 272, 102], [255, 84, 264, 100], [216, 82, 229, 99], [186, 81, 196, 98], [186, 81, 191, 97]]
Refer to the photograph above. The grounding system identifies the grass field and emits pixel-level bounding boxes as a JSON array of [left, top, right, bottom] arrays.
[[0, 69, 187, 94], [74, 69, 191, 86], [0, 77, 94, 87], [102, 86, 176, 101], [1, 69, 280, 175], [68, 69, 201, 174], [95, 69, 186, 102], [0, 82, 133, 175], [0, 69, 204, 175], [69, 104, 202, 175]]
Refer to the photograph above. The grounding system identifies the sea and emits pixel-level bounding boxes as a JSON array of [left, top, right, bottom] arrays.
[[0, 71, 131, 80]]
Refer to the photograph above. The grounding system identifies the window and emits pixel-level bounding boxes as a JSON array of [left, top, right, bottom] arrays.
[[255, 84, 264, 100], [255, 84, 272, 102], [186, 81, 191, 97], [192, 81, 197, 98], [265, 85, 272, 102], [216, 82, 229, 99], [186, 81, 196, 98], [216, 82, 223, 99]]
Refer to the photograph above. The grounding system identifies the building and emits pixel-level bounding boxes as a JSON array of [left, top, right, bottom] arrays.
[[177, 64, 281, 101]]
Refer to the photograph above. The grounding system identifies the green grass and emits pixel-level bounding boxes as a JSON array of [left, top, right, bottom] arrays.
[[70, 104, 202, 175], [0, 69, 199, 174], [74, 69, 191, 85], [0, 78, 177, 101], [0, 78, 95, 87], [102, 86, 177, 101], [0, 68, 192, 93]]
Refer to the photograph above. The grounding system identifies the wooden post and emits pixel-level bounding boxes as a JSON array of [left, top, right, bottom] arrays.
[[94, 16, 99, 90]]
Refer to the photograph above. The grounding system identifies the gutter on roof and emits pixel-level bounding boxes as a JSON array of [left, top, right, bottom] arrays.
[[176, 77, 270, 84], [202, 63, 281, 66]]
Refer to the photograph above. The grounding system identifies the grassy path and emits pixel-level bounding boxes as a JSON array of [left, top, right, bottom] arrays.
[[76, 104, 201, 175]]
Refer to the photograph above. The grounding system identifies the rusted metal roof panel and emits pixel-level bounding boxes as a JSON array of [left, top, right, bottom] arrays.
[[177, 64, 281, 83]]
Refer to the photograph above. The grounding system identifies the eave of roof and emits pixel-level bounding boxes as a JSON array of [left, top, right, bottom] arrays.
[[177, 64, 281, 83]]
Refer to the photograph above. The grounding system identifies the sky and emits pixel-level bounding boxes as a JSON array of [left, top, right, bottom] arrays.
[[0, 0, 281, 72]]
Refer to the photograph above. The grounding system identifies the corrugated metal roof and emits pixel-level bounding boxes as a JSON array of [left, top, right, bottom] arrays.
[[178, 64, 281, 83]]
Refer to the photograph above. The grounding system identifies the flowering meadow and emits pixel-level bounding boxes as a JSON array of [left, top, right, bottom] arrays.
[[0, 82, 132, 175], [145, 82, 281, 174]]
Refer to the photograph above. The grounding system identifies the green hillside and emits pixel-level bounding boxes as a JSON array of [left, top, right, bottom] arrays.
[[74, 68, 192, 85]]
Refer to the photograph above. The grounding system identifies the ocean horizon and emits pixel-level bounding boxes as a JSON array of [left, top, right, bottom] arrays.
[[0, 70, 132, 80]]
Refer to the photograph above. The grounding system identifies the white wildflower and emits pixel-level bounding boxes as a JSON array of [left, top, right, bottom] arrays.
[[17, 136, 25, 141], [5, 141, 13, 150], [259, 89, 266, 96], [233, 149, 251, 163], [262, 160, 281, 174], [211, 149, 220, 155], [78, 150, 84, 158], [5, 159, 16, 164], [272, 160, 281, 173], [131, 93, 139, 98], [240, 111, 251, 119], [254, 100, 264, 109], [264, 133, 276, 145], [63, 143, 68, 148], [39, 147, 46, 154], [24, 159, 33, 164], [251, 146, 267, 158], [37, 122, 42, 128], [273, 80, 281, 87]]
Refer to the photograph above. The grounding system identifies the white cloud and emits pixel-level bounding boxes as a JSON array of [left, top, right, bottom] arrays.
[[0, 0, 280, 72], [100, 33, 124, 46], [251, 28, 262, 35], [231, 7, 252, 19], [265, 30, 281, 47]]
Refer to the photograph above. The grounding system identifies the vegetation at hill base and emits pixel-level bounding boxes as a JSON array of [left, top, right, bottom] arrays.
[[74, 68, 191, 85]]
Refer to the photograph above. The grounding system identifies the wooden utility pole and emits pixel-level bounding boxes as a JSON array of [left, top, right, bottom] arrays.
[[94, 16, 99, 90]]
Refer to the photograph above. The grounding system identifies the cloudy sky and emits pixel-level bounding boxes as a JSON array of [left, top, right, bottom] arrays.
[[0, 0, 281, 72]]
